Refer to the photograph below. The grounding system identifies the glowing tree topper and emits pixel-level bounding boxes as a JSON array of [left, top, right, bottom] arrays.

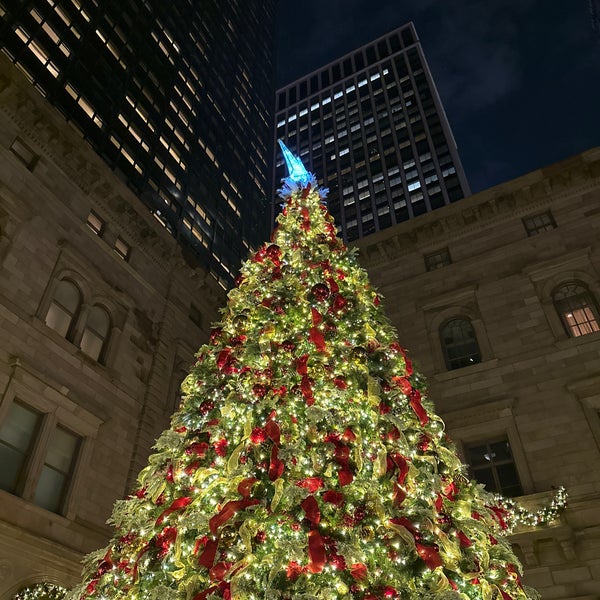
[[69, 143, 565, 600]]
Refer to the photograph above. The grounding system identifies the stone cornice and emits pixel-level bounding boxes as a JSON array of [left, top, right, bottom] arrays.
[[0, 55, 220, 303], [356, 149, 600, 266]]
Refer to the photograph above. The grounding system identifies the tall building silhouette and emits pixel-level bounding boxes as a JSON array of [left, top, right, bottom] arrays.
[[0, 0, 276, 286], [273, 23, 470, 242]]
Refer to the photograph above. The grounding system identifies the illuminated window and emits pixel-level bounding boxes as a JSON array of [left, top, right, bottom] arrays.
[[86, 211, 104, 235], [44, 279, 81, 340], [14, 26, 60, 77], [553, 282, 600, 337], [440, 318, 481, 370], [114, 237, 130, 261], [466, 438, 523, 497]]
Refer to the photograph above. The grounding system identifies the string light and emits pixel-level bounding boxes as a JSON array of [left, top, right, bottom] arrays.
[[68, 151, 567, 600]]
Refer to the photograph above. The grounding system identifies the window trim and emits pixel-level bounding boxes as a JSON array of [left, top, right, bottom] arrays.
[[439, 316, 482, 370], [39, 270, 119, 367], [522, 210, 556, 237], [464, 437, 524, 497], [530, 262, 600, 342], [424, 246, 452, 272], [552, 281, 600, 338], [443, 398, 534, 496], [422, 287, 494, 374], [0, 358, 102, 519]]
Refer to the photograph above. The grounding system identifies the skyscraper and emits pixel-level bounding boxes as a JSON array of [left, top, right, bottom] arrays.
[[273, 23, 470, 243], [0, 0, 276, 286]]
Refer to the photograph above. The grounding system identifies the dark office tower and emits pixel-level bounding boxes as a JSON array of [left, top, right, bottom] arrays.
[[0, 0, 276, 286], [273, 23, 470, 243]]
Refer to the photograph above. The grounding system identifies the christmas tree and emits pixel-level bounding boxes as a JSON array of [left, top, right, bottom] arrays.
[[70, 144, 565, 600]]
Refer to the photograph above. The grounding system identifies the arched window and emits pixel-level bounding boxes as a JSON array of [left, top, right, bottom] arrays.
[[44, 279, 80, 339], [80, 305, 110, 362], [440, 318, 481, 370], [553, 282, 600, 337]]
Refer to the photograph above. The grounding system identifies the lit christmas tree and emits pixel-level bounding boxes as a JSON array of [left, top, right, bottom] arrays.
[[70, 144, 565, 600]]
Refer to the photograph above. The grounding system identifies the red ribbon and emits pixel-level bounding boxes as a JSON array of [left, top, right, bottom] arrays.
[[265, 420, 281, 445], [391, 376, 412, 395], [309, 327, 327, 352], [307, 529, 326, 573], [209, 499, 259, 535], [350, 563, 368, 580], [155, 526, 178, 558], [155, 496, 192, 526], [197, 538, 219, 568], [237, 477, 258, 499], [296, 354, 309, 375], [390, 453, 409, 485], [286, 560, 304, 580], [326, 277, 339, 294], [343, 427, 356, 441], [166, 463, 174, 483], [487, 505, 509, 530], [296, 477, 324, 493], [416, 542, 443, 569], [338, 468, 354, 486], [409, 389, 429, 426], [301, 375, 314, 405], [390, 516, 418, 536], [311, 307, 323, 325], [322, 489, 344, 506], [334, 445, 350, 464], [210, 561, 232, 581], [301, 495, 321, 525], [269, 445, 285, 480], [393, 483, 406, 506], [398, 346, 413, 375]]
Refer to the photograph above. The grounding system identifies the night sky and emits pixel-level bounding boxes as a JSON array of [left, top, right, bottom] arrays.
[[276, 0, 600, 193]]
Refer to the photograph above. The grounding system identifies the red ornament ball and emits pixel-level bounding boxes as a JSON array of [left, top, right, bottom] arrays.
[[311, 283, 330, 301], [252, 384, 268, 398], [282, 339, 296, 352], [254, 530, 267, 543], [265, 244, 281, 261]]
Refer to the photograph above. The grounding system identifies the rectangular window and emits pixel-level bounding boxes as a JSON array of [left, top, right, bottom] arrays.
[[0, 402, 41, 494], [10, 137, 38, 170], [465, 439, 523, 497], [114, 237, 131, 261], [86, 211, 104, 235], [33, 426, 80, 513], [523, 211, 556, 236], [424, 247, 452, 271]]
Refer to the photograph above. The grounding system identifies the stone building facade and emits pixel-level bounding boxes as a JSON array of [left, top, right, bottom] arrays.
[[0, 57, 223, 595], [358, 148, 600, 599]]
